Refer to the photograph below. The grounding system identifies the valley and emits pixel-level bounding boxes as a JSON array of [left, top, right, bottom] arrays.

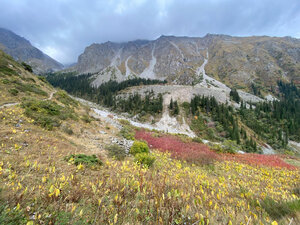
[[1, 0, 300, 223], [0, 32, 300, 224]]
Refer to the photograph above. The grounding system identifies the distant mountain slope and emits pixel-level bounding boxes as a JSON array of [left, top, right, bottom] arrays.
[[0, 28, 63, 74], [69, 34, 300, 91]]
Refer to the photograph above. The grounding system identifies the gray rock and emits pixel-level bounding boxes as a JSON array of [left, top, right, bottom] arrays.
[[68, 34, 300, 88]]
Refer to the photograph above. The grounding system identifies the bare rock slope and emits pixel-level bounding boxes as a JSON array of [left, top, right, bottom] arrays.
[[70, 34, 300, 89]]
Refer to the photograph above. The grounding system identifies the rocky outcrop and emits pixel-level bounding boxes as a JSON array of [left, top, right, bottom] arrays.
[[70, 34, 300, 89], [0, 28, 63, 74]]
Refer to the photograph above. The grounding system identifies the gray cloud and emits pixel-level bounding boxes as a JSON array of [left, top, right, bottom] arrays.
[[0, 0, 299, 64]]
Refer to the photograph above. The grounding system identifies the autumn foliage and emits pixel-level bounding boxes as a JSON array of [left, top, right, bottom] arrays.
[[135, 130, 219, 164], [135, 130, 298, 170], [222, 153, 297, 170]]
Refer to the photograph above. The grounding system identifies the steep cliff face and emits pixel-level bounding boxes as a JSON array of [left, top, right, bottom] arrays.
[[0, 28, 63, 74], [71, 34, 300, 89]]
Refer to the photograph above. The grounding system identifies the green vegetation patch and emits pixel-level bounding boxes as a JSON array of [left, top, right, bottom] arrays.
[[134, 152, 155, 167], [0, 189, 26, 225], [130, 141, 155, 167], [0, 65, 18, 76], [8, 88, 18, 96], [1, 78, 10, 84], [38, 75, 48, 83], [50, 211, 87, 225], [130, 141, 149, 155], [15, 82, 48, 96], [260, 197, 300, 219], [119, 119, 135, 140], [65, 154, 102, 167], [21, 98, 77, 130], [21, 62, 33, 72], [55, 90, 78, 107]]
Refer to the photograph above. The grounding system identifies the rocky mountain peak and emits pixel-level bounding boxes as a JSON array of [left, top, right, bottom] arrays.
[[0, 27, 63, 74]]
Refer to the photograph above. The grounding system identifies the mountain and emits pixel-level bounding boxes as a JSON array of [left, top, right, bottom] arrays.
[[70, 34, 300, 91], [1, 46, 300, 225], [0, 28, 63, 74]]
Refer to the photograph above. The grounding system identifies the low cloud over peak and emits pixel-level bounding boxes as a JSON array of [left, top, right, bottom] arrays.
[[1, 0, 299, 64]]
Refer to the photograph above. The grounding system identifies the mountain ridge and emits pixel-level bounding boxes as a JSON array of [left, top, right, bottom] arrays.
[[67, 34, 300, 92], [0, 27, 63, 74]]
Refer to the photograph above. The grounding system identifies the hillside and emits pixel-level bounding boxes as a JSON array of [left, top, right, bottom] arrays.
[[1, 50, 300, 224], [48, 58, 300, 154], [68, 34, 300, 93], [0, 28, 63, 74]]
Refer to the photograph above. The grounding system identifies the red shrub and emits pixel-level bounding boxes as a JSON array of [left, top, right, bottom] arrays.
[[135, 130, 219, 164], [222, 153, 297, 170]]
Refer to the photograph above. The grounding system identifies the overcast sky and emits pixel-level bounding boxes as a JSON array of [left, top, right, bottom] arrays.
[[1, 0, 299, 64]]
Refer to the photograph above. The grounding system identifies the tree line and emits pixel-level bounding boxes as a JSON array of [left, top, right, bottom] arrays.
[[47, 73, 165, 115], [190, 95, 257, 152]]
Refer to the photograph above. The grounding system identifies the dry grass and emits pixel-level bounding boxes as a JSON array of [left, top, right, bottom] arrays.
[[0, 105, 299, 224], [0, 49, 299, 224]]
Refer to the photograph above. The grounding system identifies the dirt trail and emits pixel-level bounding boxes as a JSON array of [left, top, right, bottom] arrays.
[[46, 90, 57, 100], [0, 90, 57, 109], [0, 102, 20, 109]]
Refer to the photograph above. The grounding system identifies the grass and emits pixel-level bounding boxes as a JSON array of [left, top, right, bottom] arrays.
[[15, 82, 48, 96], [54, 90, 78, 107], [106, 144, 126, 160], [260, 197, 300, 219], [0, 103, 299, 224], [81, 114, 92, 123], [8, 88, 18, 96], [119, 119, 135, 140], [1, 78, 10, 84], [0, 65, 18, 76], [119, 126, 135, 140], [62, 124, 74, 135], [0, 188, 26, 225]]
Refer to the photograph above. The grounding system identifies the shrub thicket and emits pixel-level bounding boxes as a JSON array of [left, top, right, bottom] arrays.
[[130, 141, 149, 155], [106, 144, 126, 160], [134, 153, 155, 167]]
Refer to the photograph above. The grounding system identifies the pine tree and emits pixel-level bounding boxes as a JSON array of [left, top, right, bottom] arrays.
[[173, 101, 179, 115], [169, 98, 173, 110]]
